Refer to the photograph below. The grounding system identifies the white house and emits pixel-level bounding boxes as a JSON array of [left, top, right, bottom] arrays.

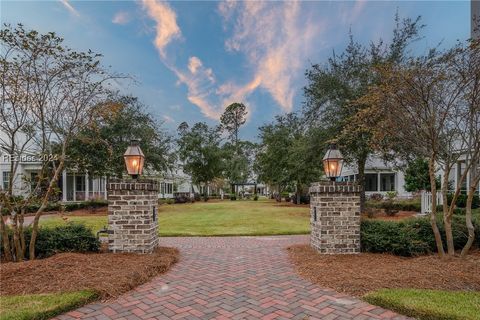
[[339, 155, 411, 198]]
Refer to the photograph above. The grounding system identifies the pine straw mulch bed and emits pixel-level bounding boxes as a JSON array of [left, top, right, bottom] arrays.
[[0, 247, 179, 299], [287, 244, 480, 297]]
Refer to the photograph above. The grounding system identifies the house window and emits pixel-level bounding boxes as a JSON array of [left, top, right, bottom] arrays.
[[457, 161, 467, 191], [365, 173, 378, 192], [2, 172, 10, 190], [380, 173, 396, 191], [30, 172, 39, 192], [75, 175, 85, 191]]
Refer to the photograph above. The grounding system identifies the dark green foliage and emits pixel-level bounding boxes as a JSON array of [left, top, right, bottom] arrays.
[[383, 200, 399, 216], [361, 219, 431, 256], [1, 223, 100, 259], [404, 158, 440, 192], [447, 193, 479, 209], [292, 194, 310, 205], [253, 195, 259, 201], [369, 193, 384, 201], [230, 195, 237, 201], [2, 200, 108, 215], [193, 193, 201, 202], [66, 96, 174, 177], [173, 195, 190, 204], [361, 216, 480, 256], [177, 122, 224, 190], [366, 199, 421, 212], [255, 114, 325, 198]]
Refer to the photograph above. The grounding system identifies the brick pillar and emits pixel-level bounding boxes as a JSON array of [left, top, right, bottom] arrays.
[[107, 179, 159, 253], [309, 181, 361, 254]]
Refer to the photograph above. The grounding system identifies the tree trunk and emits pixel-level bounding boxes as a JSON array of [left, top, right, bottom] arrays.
[[296, 183, 301, 205], [357, 157, 367, 213], [29, 162, 63, 260], [428, 157, 445, 257], [19, 211, 26, 258], [0, 207, 13, 262], [461, 169, 479, 257], [440, 169, 455, 256], [12, 213, 23, 261]]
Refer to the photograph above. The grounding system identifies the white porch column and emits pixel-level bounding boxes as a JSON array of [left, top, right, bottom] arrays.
[[73, 173, 76, 202], [103, 177, 107, 200], [377, 173, 381, 192], [454, 162, 459, 190], [62, 170, 67, 202], [85, 172, 89, 201]]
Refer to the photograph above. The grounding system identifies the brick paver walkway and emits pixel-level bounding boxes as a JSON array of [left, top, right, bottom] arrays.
[[57, 236, 409, 320]]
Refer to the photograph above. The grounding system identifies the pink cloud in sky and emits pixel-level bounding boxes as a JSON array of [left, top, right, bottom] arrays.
[[221, 1, 322, 113], [112, 11, 131, 25], [141, 0, 322, 120], [59, 0, 79, 17], [141, 0, 181, 59]]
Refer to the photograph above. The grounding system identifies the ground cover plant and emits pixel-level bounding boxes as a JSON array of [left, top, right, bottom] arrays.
[[0, 290, 98, 320], [0, 247, 179, 320], [364, 289, 480, 320]]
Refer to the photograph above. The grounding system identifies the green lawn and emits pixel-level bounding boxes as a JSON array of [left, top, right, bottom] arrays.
[[39, 199, 310, 236], [0, 291, 97, 320], [40, 216, 108, 233], [364, 289, 480, 320]]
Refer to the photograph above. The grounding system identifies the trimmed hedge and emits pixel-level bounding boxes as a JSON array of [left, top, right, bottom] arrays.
[[447, 193, 479, 209], [361, 215, 480, 256], [2, 199, 108, 216], [366, 199, 421, 212], [1, 223, 100, 259]]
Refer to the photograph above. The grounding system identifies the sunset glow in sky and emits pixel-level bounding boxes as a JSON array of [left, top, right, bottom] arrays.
[[1, 0, 471, 139]]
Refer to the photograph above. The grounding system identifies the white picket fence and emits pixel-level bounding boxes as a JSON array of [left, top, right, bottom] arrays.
[[420, 190, 443, 215]]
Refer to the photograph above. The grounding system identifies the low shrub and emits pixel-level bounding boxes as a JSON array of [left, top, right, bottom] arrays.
[[193, 193, 201, 202], [385, 191, 397, 200], [173, 195, 190, 204], [2, 200, 108, 216], [230, 195, 237, 201], [361, 215, 480, 256], [166, 198, 175, 204], [366, 199, 421, 212], [447, 193, 479, 209], [383, 200, 399, 216], [369, 193, 384, 201], [1, 223, 100, 259], [284, 196, 291, 202], [253, 195, 259, 201], [291, 194, 310, 205]]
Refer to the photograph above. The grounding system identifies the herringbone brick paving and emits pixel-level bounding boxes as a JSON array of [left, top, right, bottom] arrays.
[[56, 236, 410, 319]]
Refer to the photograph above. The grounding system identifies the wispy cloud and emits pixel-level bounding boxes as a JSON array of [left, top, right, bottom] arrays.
[[59, 0, 79, 17], [162, 114, 174, 123], [112, 11, 131, 25], [141, 0, 321, 120], [140, 0, 227, 119], [140, 0, 181, 58], [220, 1, 322, 112]]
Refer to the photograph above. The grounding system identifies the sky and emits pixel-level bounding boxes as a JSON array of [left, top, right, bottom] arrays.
[[0, 0, 472, 140]]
